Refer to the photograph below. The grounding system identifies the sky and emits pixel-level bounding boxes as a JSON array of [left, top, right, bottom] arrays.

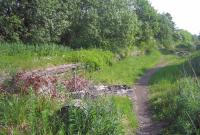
[[149, 0, 200, 35]]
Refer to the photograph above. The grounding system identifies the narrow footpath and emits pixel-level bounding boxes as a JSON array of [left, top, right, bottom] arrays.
[[134, 62, 166, 135]]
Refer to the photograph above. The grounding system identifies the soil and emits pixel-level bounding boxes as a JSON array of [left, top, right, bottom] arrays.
[[134, 61, 167, 135]]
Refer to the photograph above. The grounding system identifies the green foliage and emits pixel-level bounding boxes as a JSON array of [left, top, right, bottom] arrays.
[[61, 0, 139, 51], [135, 0, 177, 51], [156, 13, 175, 49], [62, 49, 115, 70], [0, 0, 190, 51], [174, 29, 195, 51], [50, 97, 124, 135], [135, 0, 160, 50], [0, 0, 139, 51], [176, 29, 193, 45], [183, 52, 200, 76]]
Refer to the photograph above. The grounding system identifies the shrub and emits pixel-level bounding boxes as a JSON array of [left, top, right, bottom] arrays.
[[62, 49, 115, 70]]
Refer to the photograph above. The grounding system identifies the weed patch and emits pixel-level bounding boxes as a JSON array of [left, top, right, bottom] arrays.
[[150, 53, 200, 134], [0, 92, 127, 135]]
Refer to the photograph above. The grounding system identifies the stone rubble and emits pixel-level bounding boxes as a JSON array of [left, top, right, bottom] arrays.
[[70, 85, 135, 99]]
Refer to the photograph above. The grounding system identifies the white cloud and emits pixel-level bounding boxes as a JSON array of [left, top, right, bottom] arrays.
[[149, 0, 200, 34]]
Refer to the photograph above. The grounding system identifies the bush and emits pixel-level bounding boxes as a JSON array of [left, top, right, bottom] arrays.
[[176, 43, 196, 52], [62, 49, 115, 70]]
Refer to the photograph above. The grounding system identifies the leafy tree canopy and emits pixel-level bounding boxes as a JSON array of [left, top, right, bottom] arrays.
[[0, 0, 195, 52]]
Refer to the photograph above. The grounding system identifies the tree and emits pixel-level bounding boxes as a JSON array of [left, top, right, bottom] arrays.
[[176, 29, 193, 45], [61, 0, 139, 51], [0, 0, 188, 52], [156, 13, 175, 48], [198, 33, 200, 40], [36, 0, 70, 43], [135, 0, 160, 51], [0, 0, 23, 41]]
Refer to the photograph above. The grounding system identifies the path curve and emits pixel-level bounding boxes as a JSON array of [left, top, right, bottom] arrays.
[[134, 62, 166, 135]]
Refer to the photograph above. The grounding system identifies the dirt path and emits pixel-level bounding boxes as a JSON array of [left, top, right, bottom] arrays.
[[134, 62, 166, 135]]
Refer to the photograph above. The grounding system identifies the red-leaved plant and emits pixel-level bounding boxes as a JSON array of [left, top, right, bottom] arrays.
[[62, 76, 88, 92], [13, 72, 58, 97], [2, 71, 89, 98]]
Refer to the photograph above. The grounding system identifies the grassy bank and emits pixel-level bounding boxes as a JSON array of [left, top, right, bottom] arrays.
[[149, 53, 200, 134], [0, 42, 114, 74], [89, 51, 161, 86], [1, 42, 163, 87]]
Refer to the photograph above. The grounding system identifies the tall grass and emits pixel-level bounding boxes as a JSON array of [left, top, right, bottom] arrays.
[[0, 90, 63, 135], [0, 91, 132, 134], [150, 53, 200, 134]]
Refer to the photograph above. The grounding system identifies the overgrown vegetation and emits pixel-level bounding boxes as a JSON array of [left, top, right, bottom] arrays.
[[0, 43, 163, 87], [0, 90, 136, 135], [1, 0, 200, 134], [0, 43, 115, 73], [150, 53, 200, 134]]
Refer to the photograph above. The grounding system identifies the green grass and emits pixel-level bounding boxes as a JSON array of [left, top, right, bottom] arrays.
[[1, 43, 168, 135], [149, 53, 200, 134], [0, 42, 115, 74], [1, 91, 134, 134], [0, 42, 168, 87], [89, 51, 161, 86], [0, 91, 63, 135], [113, 96, 138, 134], [1, 42, 163, 87]]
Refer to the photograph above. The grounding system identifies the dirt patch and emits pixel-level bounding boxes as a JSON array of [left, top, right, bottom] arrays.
[[134, 61, 167, 135]]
